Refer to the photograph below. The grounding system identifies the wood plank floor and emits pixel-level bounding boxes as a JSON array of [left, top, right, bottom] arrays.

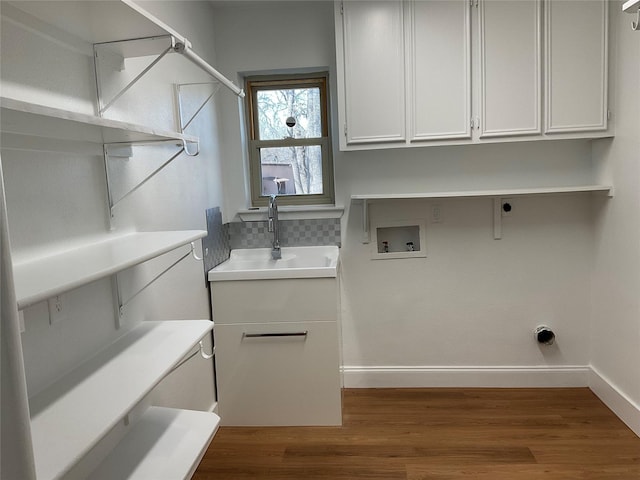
[[193, 388, 640, 479]]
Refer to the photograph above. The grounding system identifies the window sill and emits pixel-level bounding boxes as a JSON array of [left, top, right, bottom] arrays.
[[237, 205, 344, 222]]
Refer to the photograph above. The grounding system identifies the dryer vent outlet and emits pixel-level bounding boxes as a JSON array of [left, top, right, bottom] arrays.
[[534, 326, 555, 345]]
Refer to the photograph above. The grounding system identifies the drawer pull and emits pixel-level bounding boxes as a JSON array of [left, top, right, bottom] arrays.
[[243, 331, 308, 339]]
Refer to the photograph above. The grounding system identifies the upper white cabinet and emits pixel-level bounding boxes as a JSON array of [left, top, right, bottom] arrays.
[[337, 0, 471, 148], [479, 0, 541, 137], [545, 0, 608, 133], [335, 0, 611, 151], [340, 1, 406, 145], [409, 0, 471, 141]]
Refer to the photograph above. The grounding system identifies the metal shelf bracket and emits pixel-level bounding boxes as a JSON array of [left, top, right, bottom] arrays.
[[94, 35, 243, 118], [362, 200, 370, 244], [94, 35, 176, 117], [114, 242, 202, 320], [103, 139, 199, 222], [175, 82, 222, 133], [199, 341, 214, 360]]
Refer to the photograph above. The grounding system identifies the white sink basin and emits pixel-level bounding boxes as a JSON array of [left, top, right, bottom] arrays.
[[208, 246, 339, 281]]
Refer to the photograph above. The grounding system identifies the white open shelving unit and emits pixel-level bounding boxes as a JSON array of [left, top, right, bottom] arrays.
[[29, 320, 215, 480], [0, 1, 243, 478], [353, 185, 614, 243]]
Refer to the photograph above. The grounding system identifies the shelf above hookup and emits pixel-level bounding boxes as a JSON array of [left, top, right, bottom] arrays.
[[352, 185, 614, 243]]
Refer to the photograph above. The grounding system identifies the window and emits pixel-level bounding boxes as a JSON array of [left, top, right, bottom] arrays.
[[246, 73, 334, 206]]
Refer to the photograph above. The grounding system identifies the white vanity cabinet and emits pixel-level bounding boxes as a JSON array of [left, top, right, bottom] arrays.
[[335, 0, 611, 151], [210, 276, 342, 426]]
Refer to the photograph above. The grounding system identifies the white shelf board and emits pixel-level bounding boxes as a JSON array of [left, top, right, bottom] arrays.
[[351, 185, 613, 201], [623, 0, 640, 12], [14, 230, 206, 309], [5, 0, 188, 49], [89, 406, 219, 480], [1, 97, 197, 145], [29, 320, 214, 480]]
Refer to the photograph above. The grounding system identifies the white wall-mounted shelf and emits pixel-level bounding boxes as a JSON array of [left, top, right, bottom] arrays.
[[0, 97, 197, 146], [5, 0, 188, 51], [14, 230, 206, 309], [88, 406, 219, 480], [351, 185, 613, 201], [28, 319, 214, 480], [352, 185, 613, 243]]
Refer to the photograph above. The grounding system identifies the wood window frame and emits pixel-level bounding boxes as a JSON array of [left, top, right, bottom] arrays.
[[245, 73, 335, 207]]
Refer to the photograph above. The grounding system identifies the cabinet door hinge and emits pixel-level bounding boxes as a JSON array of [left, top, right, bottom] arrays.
[[470, 117, 479, 129], [470, 0, 478, 7], [607, 109, 612, 120], [344, 123, 348, 137], [340, 1, 344, 15]]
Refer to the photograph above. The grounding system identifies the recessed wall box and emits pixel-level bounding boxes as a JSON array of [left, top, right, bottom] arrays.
[[371, 219, 427, 260]]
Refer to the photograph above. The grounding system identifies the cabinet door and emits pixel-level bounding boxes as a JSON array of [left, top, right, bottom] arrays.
[[215, 321, 342, 426], [545, 0, 608, 133], [409, 0, 471, 141], [340, 1, 406, 145], [479, 0, 541, 137]]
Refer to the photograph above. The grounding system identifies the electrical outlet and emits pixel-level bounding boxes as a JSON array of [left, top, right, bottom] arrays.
[[48, 295, 68, 325], [501, 199, 513, 217], [431, 204, 443, 223]]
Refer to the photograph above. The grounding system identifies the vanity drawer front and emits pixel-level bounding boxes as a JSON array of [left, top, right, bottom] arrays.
[[215, 321, 342, 426], [210, 278, 338, 324]]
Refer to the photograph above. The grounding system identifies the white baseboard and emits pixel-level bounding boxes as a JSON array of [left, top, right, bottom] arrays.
[[342, 365, 590, 388], [589, 367, 640, 437]]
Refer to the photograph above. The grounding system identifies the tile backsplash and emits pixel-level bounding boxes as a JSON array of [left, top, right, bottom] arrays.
[[202, 207, 231, 281], [228, 218, 341, 250]]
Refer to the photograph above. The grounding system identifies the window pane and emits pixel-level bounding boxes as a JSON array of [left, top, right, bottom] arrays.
[[259, 145, 323, 196], [256, 88, 322, 140]]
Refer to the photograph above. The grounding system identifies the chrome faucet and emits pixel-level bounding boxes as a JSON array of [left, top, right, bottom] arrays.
[[268, 194, 281, 259]]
